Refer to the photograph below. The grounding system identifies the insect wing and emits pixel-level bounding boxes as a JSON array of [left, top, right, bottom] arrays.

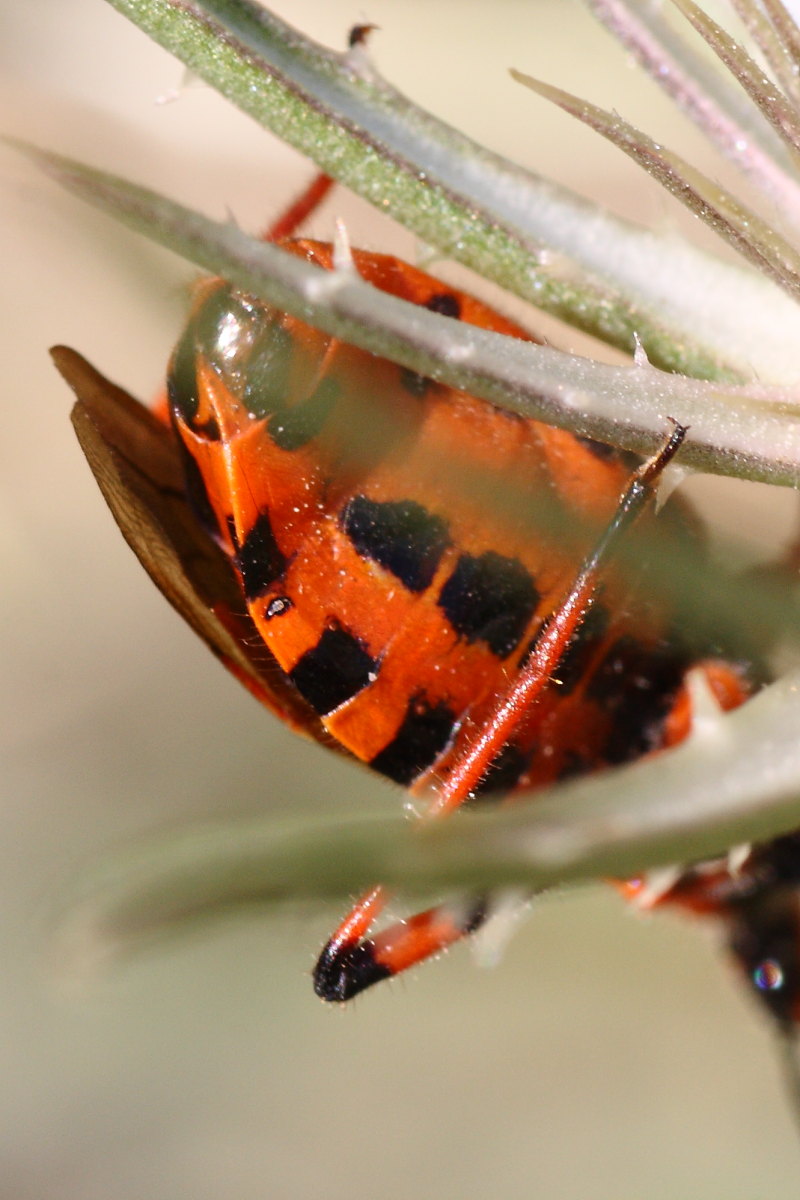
[[55, 345, 346, 751]]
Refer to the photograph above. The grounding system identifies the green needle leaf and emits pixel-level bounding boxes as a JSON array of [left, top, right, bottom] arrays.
[[17, 138, 800, 486], [54, 669, 800, 973]]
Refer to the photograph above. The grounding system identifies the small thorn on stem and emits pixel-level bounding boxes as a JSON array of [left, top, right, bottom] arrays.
[[632, 333, 650, 367], [685, 665, 729, 742], [332, 217, 355, 274]]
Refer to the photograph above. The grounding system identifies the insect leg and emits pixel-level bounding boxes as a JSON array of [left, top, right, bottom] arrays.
[[314, 423, 688, 1001], [313, 888, 488, 1002], [262, 172, 334, 242]]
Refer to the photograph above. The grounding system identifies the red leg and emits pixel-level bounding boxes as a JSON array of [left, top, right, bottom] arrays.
[[314, 425, 689, 1001], [262, 172, 334, 242], [313, 887, 487, 1001], [422, 422, 688, 817]]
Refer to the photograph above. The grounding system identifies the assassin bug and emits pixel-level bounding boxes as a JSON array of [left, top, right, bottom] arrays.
[[60, 166, 800, 1040]]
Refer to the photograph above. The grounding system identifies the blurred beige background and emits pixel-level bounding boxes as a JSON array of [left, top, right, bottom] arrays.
[[3, 1, 800, 1196]]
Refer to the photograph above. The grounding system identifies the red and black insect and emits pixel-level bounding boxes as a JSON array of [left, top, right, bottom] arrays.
[[58, 169, 800, 1038]]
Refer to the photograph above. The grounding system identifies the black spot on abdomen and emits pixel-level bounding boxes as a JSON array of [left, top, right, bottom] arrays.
[[575, 435, 639, 471], [397, 292, 462, 397], [575, 435, 619, 462], [438, 551, 540, 658], [289, 625, 377, 715], [341, 496, 450, 593], [370, 695, 457, 785], [236, 510, 288, 600]]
